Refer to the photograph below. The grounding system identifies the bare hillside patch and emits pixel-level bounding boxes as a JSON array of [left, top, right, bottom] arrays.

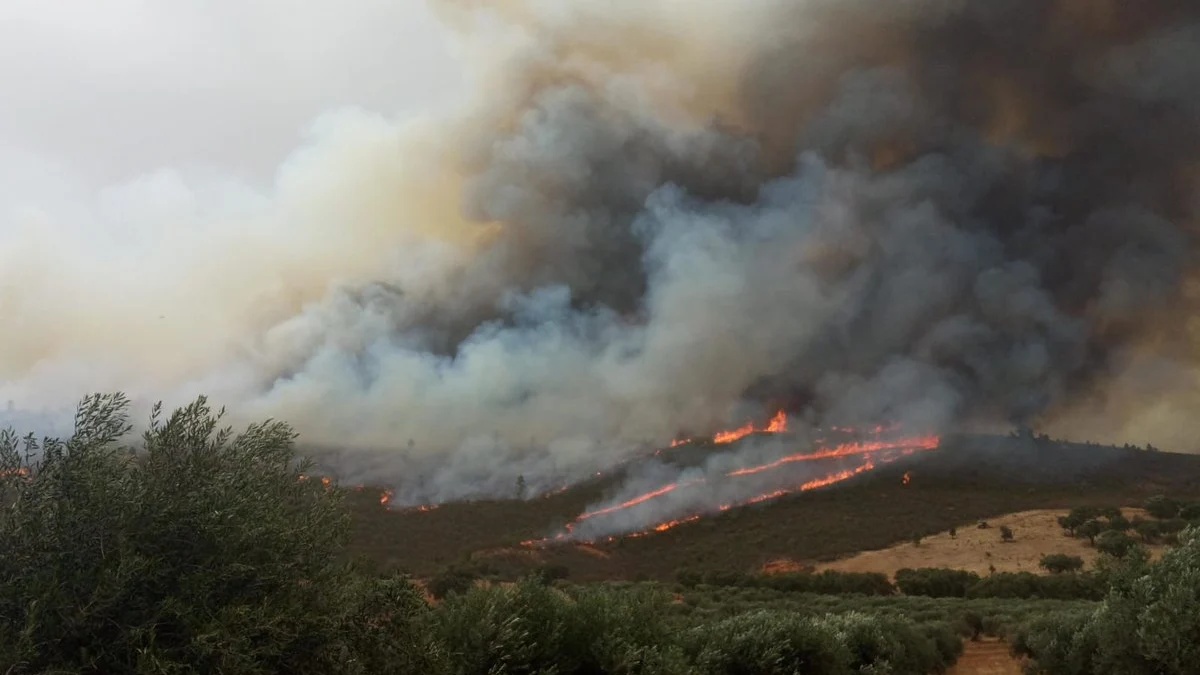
[[808, 508, 1163, 578]]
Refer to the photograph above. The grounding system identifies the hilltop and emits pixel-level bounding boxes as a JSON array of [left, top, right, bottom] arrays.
[[343, 434, 1200, 581]]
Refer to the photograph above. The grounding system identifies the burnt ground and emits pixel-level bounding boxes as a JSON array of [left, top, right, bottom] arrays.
[[343, 434, 1200, 581]]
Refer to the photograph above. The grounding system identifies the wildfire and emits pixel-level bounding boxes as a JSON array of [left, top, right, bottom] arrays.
[[0, 467, 30, 478], [727, 434, 938, 478], [902, 471, 911, 485], [380, 490, 394, 506], [523, 424, 939, 547], [672, 409, 791, 447]]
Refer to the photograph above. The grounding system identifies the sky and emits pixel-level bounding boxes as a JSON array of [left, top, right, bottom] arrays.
[[0, 0, 463, 199]]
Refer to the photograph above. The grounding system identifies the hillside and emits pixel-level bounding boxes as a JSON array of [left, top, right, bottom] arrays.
[[344, 434, 1200, 581], [811, 508, 1165, 579]]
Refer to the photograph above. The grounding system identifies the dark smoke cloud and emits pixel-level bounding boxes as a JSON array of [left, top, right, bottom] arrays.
[[3, 0, 1199, 505]]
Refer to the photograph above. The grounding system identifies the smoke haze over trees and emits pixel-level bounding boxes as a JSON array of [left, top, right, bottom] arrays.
[[2, 1, 1200, 503]]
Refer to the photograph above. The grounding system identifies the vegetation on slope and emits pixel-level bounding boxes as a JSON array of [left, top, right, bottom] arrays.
[[4, 393, 1200, 674]]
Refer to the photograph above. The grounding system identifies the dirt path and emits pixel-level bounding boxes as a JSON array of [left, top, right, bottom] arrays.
[[948, 639, 1022, 675]]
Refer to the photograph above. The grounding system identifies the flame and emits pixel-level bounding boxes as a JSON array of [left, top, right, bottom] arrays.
[[712, 421, 757, 444], [523, 425, 939, 547], [379, 490, 393, 506], [727, 434, 938, 477], [576, 479, 704, 522], [671, 410, 790, 447], [0, 467, 30, 478], [902, 471, 911, 485]]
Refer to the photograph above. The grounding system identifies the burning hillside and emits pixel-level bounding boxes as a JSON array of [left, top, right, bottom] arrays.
[[524, 413, 939, 543], [3, 1, 1200, 505]]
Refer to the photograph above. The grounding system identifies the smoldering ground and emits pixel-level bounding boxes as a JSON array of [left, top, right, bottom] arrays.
[[2, 1, 1199, 509]]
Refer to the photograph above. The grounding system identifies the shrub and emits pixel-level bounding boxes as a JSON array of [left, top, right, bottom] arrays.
[[1144, 495, 1180, 520], [686, 611, 851, 675], [967, 572, 1106, 601], [895, 568, 980, 598], [1106, 513, 1131, 532], [1058, 507, 1099, 535], [1009, 611, 1097, 675], [426, 565, 481, 600], [676, 569, 702, 588], [999, 525, 1014, 542], [1095, 531, 1135, 559], [430, 579, 685, 675], [693, 569, 895, 596], [1018, 527, 1200, 674], [1178, 502, 1200, 521], [533, 563, 571, 584], [0, 394, 423, 675], [755, 570, 895, 596], [1040, 554, 1085, 574], [1077, 519, 1104, 545], [825, 612, 955, 675], [1132, 517, 1162, 543]]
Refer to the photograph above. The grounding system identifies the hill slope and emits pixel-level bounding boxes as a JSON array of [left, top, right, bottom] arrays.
[[345, 435, 1200, 581]]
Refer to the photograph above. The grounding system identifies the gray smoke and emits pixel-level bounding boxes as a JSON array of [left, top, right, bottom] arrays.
[[3, 1, 1200, 506]]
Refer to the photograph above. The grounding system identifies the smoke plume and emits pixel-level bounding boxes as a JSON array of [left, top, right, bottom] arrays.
[[3, 0, 1199, 506]]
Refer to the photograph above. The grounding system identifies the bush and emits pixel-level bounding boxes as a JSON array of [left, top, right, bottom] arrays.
[[752, 570, 895, 596], [686, 612, 851, 675], [967, 572, 1106, 601], [533, 563, 571, 584], [0, 394, 424, 675], [1040, 554, 1085, 574], [1077, 519, 1104, 545], [1095, 531, 1135, 559], [1017, 527, 1200, 674], [1144, 495, 1180, 520], [1178, 502, 1200, 520], [426, 565, 481, 600], [689, 569, 895, 596], [430, 579, 686, 675], [895, 568, 980, 598], [825, 612, 956, 675], [999, 525, 1014, 542], [1009, 611, 1097, 675], [1132, 517, 1162, 543], [1058, 507, 1099, 535]]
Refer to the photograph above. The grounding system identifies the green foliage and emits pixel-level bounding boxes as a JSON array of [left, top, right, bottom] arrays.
[[1009, 611, 1097, 675], [895, 568, 980, 598], [428, 580, 686, 675], [0, 393, 426, 675], [533, 562, 571, 584], [1144, 494, 1180, 519], [967, 572, 1107, 601], [1094, 530, 1135, 559], [426, 564, 482, 600], [1039, 554, 1084, 574], [1131, 516, 1161, 543], [1076, 519, 1104, 545], [1016, 527, 1200, 675], [1057, 507, 1098, 535], [677, 569, 896, 596], [686, 612, 852, 675]]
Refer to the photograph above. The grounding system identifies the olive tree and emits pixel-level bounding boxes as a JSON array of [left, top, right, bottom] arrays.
[[0, 393, 434, 675]]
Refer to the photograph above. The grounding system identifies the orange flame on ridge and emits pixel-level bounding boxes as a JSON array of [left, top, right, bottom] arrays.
[[671, 410, 791, 448], [523, 424, 939, 547]]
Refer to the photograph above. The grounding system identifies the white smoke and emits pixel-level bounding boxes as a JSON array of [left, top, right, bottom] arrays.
[[3, 0, 1199, 509]]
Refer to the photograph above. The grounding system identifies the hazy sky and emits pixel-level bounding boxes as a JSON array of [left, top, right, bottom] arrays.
[[0, 0, 463, 199]]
